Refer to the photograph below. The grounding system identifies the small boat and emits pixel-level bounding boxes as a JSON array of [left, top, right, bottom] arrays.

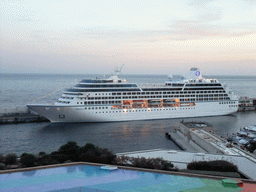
[[238, 139, 249, 145], [243, 125, 256, 133], [195, 124, 207, 127], [237, 131, 248, 137]]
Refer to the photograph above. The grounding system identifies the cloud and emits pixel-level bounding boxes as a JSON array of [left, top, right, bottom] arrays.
[[188, 0, 216, 6], [241, 0, 256, 6], [16, 17, 32, 21]]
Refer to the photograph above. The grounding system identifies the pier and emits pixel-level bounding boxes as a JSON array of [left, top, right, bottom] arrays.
[[118, 121, 256, 180], [238, 96, 256, 111], [0, 112, 49, 124]]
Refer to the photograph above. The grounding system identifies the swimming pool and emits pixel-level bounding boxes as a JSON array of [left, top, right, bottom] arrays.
[[0, 164, 245, 191]]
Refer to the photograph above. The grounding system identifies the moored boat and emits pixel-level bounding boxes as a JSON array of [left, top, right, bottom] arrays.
[[27, 67, 238, 123]]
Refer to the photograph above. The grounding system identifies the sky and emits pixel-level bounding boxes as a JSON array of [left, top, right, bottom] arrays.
[[0, 0, 256, 75]]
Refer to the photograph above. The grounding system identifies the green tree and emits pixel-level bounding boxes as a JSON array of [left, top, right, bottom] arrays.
[[20, 153, 36, 167], [0, 163, 7, 170], [57, 141, 80, 162], [5, 153, 17, 165], [0, 154, 4, 164]]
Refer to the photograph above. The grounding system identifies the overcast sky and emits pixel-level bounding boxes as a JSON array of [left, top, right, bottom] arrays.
[[1, 0, 256, 75]]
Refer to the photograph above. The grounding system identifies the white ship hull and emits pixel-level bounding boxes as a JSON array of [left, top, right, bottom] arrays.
[[27, 102, 238, 123]]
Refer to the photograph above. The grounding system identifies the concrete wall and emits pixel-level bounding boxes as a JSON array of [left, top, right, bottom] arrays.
[[188, 140, 207, 153], [190, 130, 224, 154], [179, 123, 191, 137]]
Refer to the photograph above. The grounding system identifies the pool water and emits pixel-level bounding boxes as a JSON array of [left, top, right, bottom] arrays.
[[0, 165, 244, 192]]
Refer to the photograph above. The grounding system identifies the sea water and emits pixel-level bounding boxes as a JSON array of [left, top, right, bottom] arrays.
[[0, 73, 256, 155]]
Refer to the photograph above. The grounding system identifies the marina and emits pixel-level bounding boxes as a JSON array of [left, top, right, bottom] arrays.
[[162, 121, 256, 179]]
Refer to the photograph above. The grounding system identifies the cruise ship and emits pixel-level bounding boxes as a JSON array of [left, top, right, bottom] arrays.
[[27, 67, 238, 123]]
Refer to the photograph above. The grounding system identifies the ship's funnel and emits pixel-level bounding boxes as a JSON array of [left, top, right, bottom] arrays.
[[185, 67, 202, 80]]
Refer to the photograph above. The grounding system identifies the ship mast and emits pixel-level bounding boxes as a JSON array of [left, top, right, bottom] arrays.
[[114, 63, 124, 76]]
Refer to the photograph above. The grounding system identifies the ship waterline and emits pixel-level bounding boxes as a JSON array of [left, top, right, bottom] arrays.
[[27, 102, 238, 123]]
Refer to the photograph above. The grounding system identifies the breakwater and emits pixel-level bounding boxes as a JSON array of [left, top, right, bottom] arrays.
[[238, 96, 256, 111], [0, 112, 49, 124]]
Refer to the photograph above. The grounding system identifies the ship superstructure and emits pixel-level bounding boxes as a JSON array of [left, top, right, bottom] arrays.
[[27, 68, 238, 123]]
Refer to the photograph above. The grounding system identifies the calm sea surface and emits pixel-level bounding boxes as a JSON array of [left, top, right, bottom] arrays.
[[1, 73, 256, 155]]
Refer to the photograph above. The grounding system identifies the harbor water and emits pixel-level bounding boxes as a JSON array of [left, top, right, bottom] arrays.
[[1, 73, 256, 155]]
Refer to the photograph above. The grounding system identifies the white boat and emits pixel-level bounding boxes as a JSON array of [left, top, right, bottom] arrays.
[[244, 125, 256, 133], [27, 67, 238, 123]]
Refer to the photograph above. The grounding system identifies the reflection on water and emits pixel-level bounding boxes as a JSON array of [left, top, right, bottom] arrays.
[[66, 165, 77, 173], [22, 170, 37, 177], [1, 112, 256, 156]]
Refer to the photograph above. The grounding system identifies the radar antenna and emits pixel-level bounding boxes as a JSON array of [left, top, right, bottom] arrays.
[[114, 63, 124, 76]]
